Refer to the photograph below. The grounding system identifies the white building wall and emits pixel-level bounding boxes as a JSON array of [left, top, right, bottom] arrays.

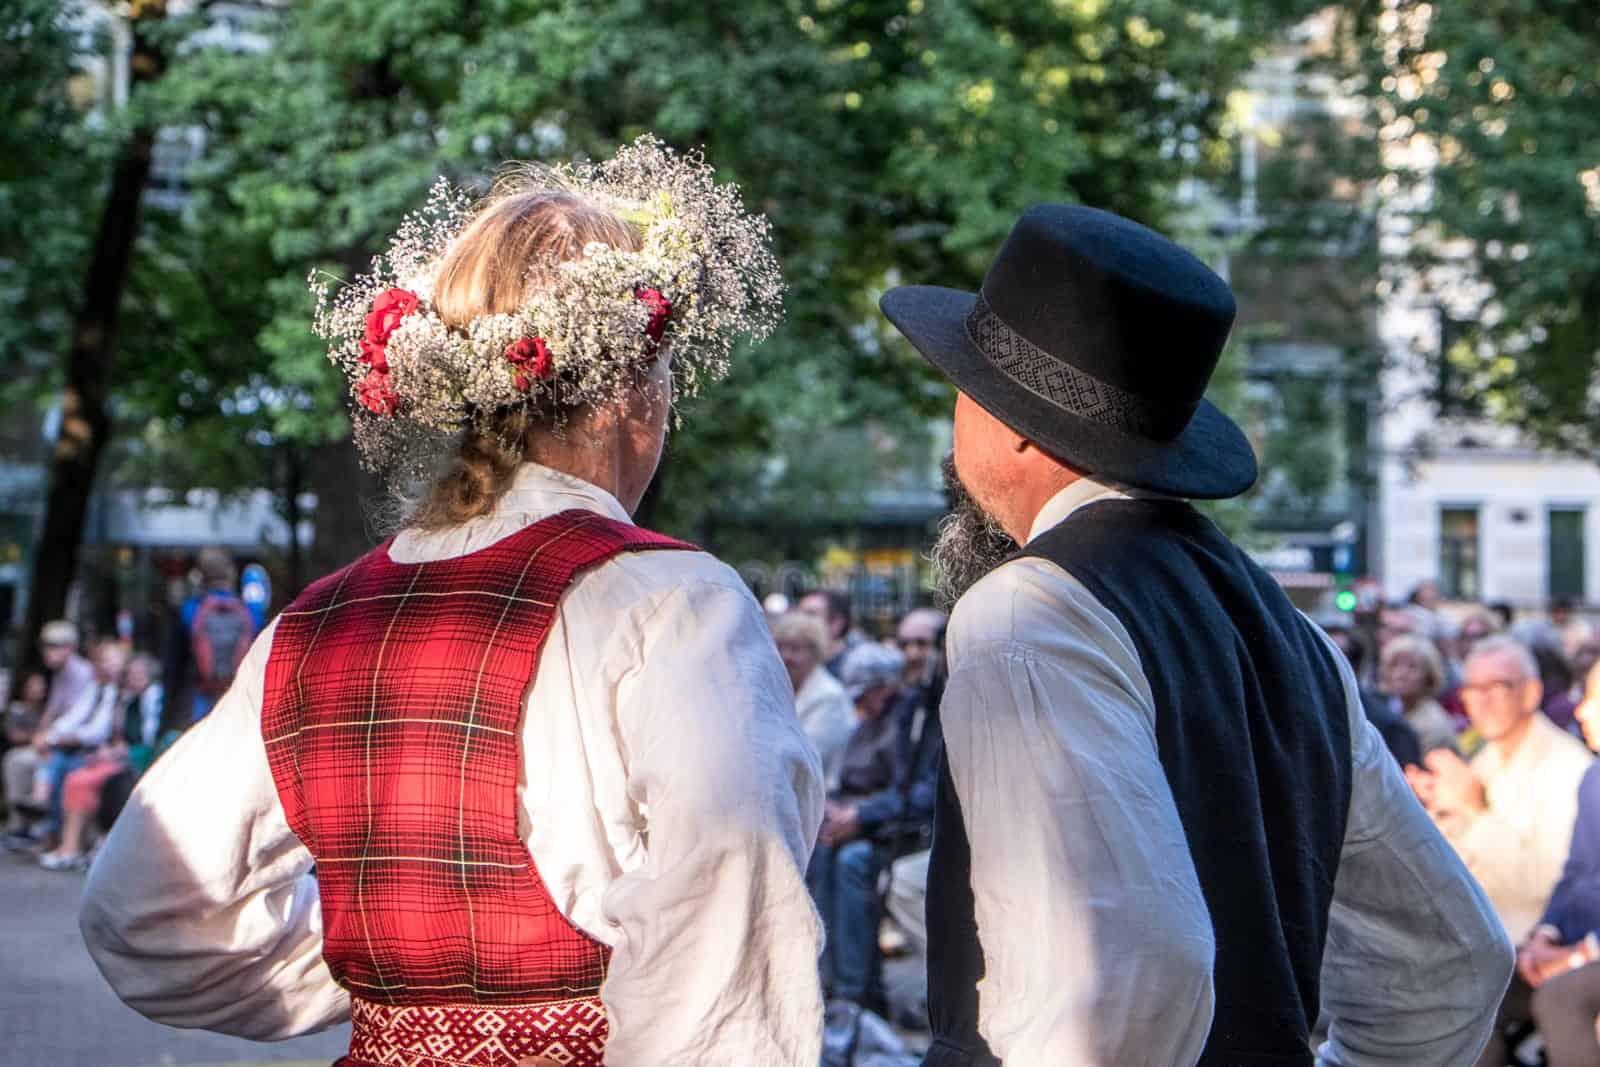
[[1380, 451, 1600, 607], [1372, 153, 1600, 607]]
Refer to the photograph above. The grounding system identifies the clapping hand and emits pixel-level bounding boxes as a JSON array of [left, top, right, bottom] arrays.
[[1404, 749, 1485, 817], [1518, 929, 1579, 988], [819, 801, 862, 847], [1421, 749, 1487, 815]]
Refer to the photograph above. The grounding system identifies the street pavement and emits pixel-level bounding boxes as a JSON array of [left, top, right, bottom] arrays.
[[2, 845, 929, 1066], [0, 850, 348, 1067]]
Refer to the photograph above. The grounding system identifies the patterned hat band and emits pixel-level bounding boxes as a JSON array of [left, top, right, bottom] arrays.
[[964, 291, 1192, 440]]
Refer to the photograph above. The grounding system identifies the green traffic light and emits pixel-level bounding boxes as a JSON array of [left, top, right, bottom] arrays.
[[1335, 590, 1358, 612]]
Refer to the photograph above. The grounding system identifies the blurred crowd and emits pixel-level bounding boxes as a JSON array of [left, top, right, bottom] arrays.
[[769, 591, 948, 1039], [15, 554, 1600, 1063], [763, 579, 1600, 1062], [1319, 582, 1600, 1067], [0, 547, 259, 872]]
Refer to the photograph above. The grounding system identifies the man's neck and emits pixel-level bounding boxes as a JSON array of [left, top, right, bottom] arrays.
[[1007, 473, 1083, 545], [1491, 714, 1538, 763]]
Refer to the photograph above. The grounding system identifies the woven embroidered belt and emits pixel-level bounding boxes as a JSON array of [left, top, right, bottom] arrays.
[[339, 995, 609, 1067]]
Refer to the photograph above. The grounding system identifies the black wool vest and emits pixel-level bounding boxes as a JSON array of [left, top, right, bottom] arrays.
[[923, 499, 1352, 1067]]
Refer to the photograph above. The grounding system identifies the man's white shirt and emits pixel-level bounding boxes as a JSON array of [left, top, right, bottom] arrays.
[[44, 680, 118, 747], [1436, 711, 1592, 942], [943, 478, 1512, 1066], [79, 462, 826, 1066]]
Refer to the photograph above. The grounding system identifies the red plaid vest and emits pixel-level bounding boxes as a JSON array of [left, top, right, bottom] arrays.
[[261, 510, 693, 1067]]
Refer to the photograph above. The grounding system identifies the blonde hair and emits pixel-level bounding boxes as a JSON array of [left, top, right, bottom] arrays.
[[771, 612, 829, 662], [1380, 634, 1445, 694], [410, 186, 643, 532]]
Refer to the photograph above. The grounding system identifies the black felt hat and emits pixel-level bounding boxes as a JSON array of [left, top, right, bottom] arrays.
[[880, 203, 1257, 500]]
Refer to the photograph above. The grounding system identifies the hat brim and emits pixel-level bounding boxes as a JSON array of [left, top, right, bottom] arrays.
[[881, 285, 1258, 500]]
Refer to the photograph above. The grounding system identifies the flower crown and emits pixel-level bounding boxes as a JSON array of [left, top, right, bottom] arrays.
[[309, 135, 783, 468]]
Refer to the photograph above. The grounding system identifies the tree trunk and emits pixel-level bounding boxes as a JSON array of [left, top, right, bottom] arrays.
[[282, 445, 306, 597], [305, 439, 382, 581], [21, 7, 165, 668]]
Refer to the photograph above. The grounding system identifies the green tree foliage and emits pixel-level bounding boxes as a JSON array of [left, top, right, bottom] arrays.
[[0, 0, 105, 391], [15, 0, 1329, 593], [1341, 0, 1600, 450]]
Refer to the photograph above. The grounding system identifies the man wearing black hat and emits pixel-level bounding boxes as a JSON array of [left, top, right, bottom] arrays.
[[881, 204, 1513, 1066]]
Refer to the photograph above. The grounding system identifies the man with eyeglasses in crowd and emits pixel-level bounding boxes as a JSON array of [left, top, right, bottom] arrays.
[[878, 608, 948, 1000], [1407, 635, 1594, 1067]]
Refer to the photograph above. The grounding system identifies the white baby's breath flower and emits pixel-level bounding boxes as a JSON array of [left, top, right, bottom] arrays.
[[308, 135, 784, 474]]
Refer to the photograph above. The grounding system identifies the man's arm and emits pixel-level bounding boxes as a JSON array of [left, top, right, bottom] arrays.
[[1540, 765, 1600, 945], [600, 577, 824, 1066], [1316, 634, 1514, 1066], [942, 565, 1215, 1066]]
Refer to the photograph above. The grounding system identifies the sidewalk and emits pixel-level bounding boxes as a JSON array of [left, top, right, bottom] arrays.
[[0, 850, 348, 1067]]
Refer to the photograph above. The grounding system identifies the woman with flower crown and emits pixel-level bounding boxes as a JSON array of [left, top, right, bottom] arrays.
[[79, 138, 824, 1067]]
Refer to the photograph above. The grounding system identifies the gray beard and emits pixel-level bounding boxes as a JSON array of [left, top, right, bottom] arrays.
[[929, 454, 1018, 609]]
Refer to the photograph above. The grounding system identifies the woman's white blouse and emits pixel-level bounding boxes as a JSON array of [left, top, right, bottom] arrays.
[[79, 462, 826, 1066]]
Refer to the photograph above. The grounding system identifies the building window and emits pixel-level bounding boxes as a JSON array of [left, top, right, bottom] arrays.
[[1550, 508, 1587, 603], [1439, 506, 1481, 600]]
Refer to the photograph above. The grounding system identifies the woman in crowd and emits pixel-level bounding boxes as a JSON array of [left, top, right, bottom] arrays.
[[1381, 633, 1460, 754], [4, 672, 48, 751], [774, 610, 856, 789]]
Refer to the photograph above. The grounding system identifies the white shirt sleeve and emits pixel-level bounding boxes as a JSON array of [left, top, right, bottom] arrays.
[[45, 683, 110, 746], [599, 576, 826, 1066], [1315, 631, 1514, 1067], [80, 685, 119, 746], [78, 619, 351, 1039], [943, 561, 1215, 1067]]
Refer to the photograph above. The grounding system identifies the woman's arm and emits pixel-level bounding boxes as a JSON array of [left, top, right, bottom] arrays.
[[79, 619, 350, 1039]]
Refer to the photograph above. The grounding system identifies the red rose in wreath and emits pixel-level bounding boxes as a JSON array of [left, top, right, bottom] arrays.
[[505, 336, 554, 392], [365, 288, 419, 344], [357, 336, 389, 373], [635, 287, 672, 347], [359, 288, 418, 372], [356, 369, 400, 416]]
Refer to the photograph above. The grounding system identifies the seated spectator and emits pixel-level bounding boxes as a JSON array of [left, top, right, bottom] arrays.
[[1567, 622, 1600, 705], [40, 653, 168, 872], [1318, 615, 1422, 767], [798, 588, 860, 679], [1381, 634, 1459, 754], [1534, 642, 1580, 735], [809, 642, 935, 1014], [1407, 636, 1593, 949], [1443, 608, 1506, 724], [773, 611, 855, 787], [883, 610, 948, 986], [3, 625, 100, 849], [4, 672, 48, 749], [1485, 656, 1600, 1067], [26, 641, 128, 842], [894, 608, 947, 688]]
